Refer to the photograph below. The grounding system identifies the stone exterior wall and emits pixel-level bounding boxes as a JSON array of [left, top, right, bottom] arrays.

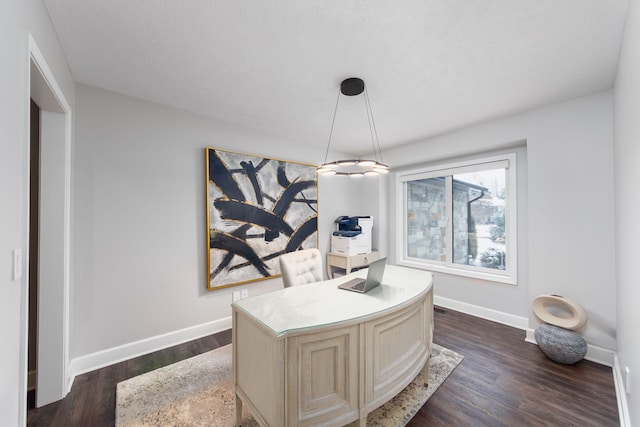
[[453, 185, 471, 264], [407, 178, 478, 264], [407, 178, 446, 261]]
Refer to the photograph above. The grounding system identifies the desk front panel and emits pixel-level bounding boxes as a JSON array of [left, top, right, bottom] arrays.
[[366, 296, 430, 408], [286, 325, 360, 427]]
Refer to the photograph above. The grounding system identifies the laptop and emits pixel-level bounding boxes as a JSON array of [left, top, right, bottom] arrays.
[[338, 257, 387, 293]]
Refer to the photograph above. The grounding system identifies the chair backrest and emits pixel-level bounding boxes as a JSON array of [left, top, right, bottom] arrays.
[[279, 248, 323, 288]]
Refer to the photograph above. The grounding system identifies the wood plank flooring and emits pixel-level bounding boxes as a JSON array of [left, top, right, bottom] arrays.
[[27, 308, 619, 426], [408, 307, 618, 426]]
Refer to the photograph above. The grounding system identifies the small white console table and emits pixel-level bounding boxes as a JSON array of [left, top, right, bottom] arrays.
[[232, 265, 433, 427], [326, 250, 380, 279]]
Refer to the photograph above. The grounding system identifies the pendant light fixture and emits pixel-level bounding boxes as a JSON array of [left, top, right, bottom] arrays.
[[317, 77, 389, 177]]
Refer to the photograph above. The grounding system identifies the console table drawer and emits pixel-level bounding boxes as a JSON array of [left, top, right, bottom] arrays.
[[326, 251, 380, 279]]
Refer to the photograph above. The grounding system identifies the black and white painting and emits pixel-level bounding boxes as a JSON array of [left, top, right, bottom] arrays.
[[206, 148, 318, 290]]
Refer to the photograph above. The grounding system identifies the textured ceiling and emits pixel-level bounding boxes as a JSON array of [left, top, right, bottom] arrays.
[[43, 0, 628, 155]]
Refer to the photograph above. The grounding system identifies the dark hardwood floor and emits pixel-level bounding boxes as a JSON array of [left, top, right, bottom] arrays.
[[408, 307, 619, 427], [27, 308, 619, 426]]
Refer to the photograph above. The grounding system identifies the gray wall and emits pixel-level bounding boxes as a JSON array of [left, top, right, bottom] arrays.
[[614, 0, 640, 423], [379, 90, 616, 352], [71, 84, 363, 361]]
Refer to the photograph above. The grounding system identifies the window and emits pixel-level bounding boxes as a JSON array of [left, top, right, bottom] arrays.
[[397, 154, 517, 284]]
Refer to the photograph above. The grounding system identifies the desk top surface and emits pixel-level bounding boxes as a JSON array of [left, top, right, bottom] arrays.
[[232, 264, 432, 336]]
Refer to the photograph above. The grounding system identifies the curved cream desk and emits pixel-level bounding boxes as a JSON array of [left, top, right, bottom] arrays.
[[232, 265, 433, 427]]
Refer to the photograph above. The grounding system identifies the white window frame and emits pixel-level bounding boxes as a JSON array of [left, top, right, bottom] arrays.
[[396, 153, 517, 285]]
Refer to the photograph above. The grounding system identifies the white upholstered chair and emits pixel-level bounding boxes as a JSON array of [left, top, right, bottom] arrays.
[[279, 248, 323, 288]]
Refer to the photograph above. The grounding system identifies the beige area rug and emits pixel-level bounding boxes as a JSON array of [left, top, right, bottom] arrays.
[[116, 343, 463, 427]]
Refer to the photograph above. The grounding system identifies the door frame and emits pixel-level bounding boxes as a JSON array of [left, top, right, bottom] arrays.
[[23, 34, 72, 410]]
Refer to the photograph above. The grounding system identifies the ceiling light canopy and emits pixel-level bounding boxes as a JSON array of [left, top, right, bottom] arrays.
[[317, 77, 389, 177]]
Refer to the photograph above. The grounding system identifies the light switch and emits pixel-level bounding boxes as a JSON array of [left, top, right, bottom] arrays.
[[13, 248, 22, 280]]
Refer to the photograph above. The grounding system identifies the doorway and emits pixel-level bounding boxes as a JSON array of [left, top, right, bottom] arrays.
[[27, 99, 41, 409], [26, 40, 72, 410]]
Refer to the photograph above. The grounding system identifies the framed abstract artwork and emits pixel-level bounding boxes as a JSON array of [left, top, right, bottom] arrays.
[[206, 147, 318, 290]]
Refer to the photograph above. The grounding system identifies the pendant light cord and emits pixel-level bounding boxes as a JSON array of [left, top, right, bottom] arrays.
[[364, 87, 384, 164], [323, 89, 342, 164]]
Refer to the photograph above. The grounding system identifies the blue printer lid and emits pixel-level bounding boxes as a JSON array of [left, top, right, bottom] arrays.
[[332, 230, 362, 237], [334, 216, 362, 233]]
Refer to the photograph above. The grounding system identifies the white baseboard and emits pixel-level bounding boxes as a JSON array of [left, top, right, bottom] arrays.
[[434, 296, 616, 367], [67, 316, 232, 390], [64, 299, 625, 423], [434, 295, 529, 330], [613, 355, 631, 427]]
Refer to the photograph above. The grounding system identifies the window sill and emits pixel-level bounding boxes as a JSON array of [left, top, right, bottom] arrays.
[[397, 259, 517, 286]]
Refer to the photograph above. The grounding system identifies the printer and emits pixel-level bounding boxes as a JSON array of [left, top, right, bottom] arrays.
[[331, 216, 373, 256]]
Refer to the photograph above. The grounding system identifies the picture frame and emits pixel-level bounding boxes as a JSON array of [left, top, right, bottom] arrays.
[[206, 147, 318, 290]]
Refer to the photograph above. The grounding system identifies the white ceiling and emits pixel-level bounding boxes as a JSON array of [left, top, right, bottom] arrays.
[[43, 0, 628, 156]]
